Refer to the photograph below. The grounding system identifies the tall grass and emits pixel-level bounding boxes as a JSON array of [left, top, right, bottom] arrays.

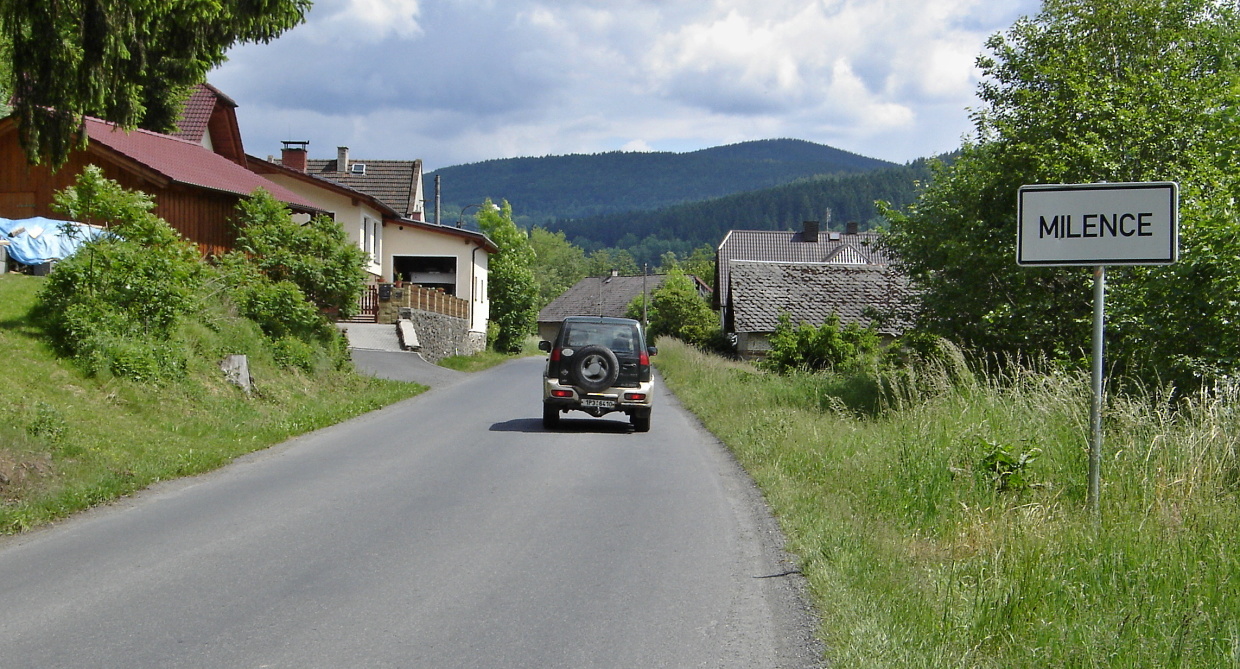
[[656, 339, 1240, 668], [0, 275, 424, 533]]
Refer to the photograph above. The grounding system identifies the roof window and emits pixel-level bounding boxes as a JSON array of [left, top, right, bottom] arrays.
[[350, 163, 367, 175]]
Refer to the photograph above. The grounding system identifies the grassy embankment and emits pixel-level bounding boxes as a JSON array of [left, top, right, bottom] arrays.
[[0, 275, 424, 534], [655, 338, 1239, 668]]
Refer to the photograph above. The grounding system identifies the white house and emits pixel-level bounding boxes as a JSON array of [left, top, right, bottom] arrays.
[[247, 142, 496, 335]]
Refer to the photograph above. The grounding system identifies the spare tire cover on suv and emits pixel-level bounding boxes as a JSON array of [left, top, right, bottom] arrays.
[[569, 345, 620, 392]]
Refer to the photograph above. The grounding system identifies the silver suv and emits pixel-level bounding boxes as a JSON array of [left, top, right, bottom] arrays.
[[538, 316, 657, 432]]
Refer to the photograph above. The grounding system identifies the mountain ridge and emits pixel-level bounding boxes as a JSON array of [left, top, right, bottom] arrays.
[[546, 159, 935, 263], [426, 138, 900, 223]]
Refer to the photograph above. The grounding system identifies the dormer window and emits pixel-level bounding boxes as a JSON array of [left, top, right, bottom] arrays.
[[350, 163, 367, 175]]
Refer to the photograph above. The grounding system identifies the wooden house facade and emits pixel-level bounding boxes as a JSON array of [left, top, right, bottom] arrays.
[[0, 93, 322, 257]]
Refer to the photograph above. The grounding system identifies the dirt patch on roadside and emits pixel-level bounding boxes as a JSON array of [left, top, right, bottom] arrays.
[[0, 451, 53, 500]]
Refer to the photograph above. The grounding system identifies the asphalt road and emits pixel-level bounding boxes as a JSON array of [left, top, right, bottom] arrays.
[[0, 355, 822, 667]]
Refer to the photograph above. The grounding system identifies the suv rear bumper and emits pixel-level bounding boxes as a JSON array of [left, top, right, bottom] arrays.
[[543, 378, 655, 416]]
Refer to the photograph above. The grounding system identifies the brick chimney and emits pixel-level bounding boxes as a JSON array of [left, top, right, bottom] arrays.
[[845, 221, 859, 235], [337, 146, 349, 174], [802, 220, 819, 243], [281, 140, 309, 172]]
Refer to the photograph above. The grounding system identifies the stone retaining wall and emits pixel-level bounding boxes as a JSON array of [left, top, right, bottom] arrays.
[[399, 307, 485, 362]]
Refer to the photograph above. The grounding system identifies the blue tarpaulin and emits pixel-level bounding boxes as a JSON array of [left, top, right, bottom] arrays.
[[1, 216, 109, 266]]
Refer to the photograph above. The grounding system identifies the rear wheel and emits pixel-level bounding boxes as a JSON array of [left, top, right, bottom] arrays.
[[543, 403, 560, 429], [631, 408, 651, 433]]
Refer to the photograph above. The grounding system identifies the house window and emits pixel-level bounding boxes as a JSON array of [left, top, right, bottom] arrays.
[[372, 218, 381, 262], [363, 216, 380, 263]]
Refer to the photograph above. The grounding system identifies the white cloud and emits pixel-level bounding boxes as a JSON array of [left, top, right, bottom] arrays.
[[313, 0, 423, 41], [215, 0, 1042, 169], [649, 9, 808, 113], [621, 140, 656, 153]]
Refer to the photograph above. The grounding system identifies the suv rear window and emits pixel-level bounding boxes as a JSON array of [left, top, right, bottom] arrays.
[[563, 323, 640, 354]]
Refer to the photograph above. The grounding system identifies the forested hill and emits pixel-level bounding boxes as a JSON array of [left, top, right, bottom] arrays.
[[426, 139, 897, 223], [547, 159, 935, 260]]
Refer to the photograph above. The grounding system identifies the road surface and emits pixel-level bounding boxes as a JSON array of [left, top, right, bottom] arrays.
[[0, 355, 822, 667]]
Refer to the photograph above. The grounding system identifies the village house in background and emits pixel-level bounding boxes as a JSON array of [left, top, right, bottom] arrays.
[[537, 272, 711, 342], [537, 273, 666, 342], [716, 220, 913, 359]]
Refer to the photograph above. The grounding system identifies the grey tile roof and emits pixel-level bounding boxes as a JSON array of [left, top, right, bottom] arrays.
[[715, 229, 891, 308], [728, 261, 913, 336], [538, 275, 667, 324], [302, 159, 423, 217]]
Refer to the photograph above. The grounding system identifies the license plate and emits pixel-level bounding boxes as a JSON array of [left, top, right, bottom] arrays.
[[580, 397, 615, 408]]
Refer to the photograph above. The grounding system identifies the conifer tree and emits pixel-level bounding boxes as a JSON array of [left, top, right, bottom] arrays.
[[0, 0, 310, 165]]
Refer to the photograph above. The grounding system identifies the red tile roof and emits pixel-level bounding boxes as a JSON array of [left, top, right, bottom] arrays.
[[85, 118, 323, 212], [171, 83, 239, 144], [170, 86, 215, 144]]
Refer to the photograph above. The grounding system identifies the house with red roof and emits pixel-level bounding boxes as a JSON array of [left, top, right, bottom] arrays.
[[0, 84, 321, 256]]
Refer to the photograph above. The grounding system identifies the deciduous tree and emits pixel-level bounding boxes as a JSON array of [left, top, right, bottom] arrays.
[[478, 200, 538, 353], [528, 227, 586, 307], [883, 0, 1240, 388], [630, 268, 721, 350]]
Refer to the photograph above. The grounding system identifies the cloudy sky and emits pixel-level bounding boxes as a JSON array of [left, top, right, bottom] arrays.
[[211, 0, 1042, 172]]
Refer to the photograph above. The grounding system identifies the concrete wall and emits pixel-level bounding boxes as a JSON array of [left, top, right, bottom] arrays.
[[399, 307, 485, 362]]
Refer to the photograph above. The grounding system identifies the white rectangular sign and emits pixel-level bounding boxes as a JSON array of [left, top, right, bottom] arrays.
[[1017, 182, 1178, 266]]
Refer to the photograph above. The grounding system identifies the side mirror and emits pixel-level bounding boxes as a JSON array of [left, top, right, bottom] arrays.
[[647, 346, 658, 356], [538, 340, 552, 352]]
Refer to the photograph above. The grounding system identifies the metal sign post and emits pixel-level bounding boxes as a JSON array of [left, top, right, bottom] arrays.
[[1017, 182, 1178, 516], [1089, 266, 1105, 516]]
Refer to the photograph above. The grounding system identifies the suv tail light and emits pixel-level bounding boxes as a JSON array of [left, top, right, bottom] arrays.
[[639, 350, 649, 366], [550, 347, 562, 362]]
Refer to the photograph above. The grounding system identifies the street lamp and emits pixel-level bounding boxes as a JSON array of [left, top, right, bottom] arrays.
[[457, 202, 499, 228]]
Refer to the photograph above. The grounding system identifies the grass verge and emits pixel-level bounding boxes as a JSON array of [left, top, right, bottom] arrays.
[[437, 336, 545, 372], [655, 338, 1240, 668], [0, 275, 425, 534]]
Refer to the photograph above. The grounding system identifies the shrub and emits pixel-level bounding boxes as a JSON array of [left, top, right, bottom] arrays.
[[35, 167, 206, 380], [230, 191, 368, 317], [629, 268, 726, 352], [762, 313, 881, 374], [271, 335, 318, 373], [35, 168, 360, 379]]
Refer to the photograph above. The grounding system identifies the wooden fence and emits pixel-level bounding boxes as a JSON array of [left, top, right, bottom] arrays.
[[376, 283, 470, 323]]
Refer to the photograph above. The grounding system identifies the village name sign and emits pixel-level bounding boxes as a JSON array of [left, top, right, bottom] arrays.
[[1017, 181, 1178, 266], [1015, 180, 1179, 515]]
